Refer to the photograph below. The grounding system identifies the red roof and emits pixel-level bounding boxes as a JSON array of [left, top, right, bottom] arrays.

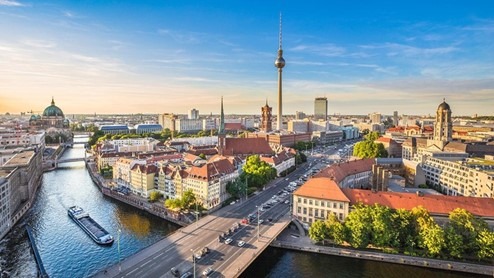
[[376, 137, 392, 143], [188, 158, 236, 182], [294, 177, 350, 202], [225, 122, 243, 130], [342, 189, 494, 218], [222, 138, 273, 156], [315, 159, 374, 183]]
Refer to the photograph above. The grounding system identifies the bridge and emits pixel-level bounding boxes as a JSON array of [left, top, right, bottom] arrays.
[[56, 157, 86, 164], [93, 165, 311, 278]]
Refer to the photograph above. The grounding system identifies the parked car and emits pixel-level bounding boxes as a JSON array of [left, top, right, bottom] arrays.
[[180, 272, 192, 278], [225, 238, 233, 244], [202, 267, 213, 276], [237, 240, 245, 247], [170, 267, 179, 277]]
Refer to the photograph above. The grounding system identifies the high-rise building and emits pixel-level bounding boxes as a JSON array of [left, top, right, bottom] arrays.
[[393, 111, 399, 126], [189, 108, 199, 120], [370, 112, 382, 124], [261, 100, 272, 132], [314, 97, 328, 120], [295, 111, 306, 120], [274, 13, 286, 130]]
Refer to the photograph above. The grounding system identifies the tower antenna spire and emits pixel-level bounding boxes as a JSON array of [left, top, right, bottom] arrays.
[[279, 12, 283, 50]]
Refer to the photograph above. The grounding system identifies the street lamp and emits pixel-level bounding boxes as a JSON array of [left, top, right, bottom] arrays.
[[256, 205, 260, 241], [245, 176, 248, 202], [117, 229, 122, 272], [195, 202, 199, 227], [190, 248, 197, 278]]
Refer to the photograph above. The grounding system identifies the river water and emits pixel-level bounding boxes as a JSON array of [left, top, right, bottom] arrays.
[[0, 137, 482, 278]]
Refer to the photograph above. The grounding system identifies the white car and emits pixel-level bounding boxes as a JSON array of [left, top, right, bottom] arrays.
[[224, 238, 233, 244], [237, 240, 245, 247]]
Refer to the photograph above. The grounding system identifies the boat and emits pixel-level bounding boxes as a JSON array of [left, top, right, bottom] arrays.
[[68, 206, 114, 245]]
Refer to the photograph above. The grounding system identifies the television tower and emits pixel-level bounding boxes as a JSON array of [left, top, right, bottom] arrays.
[[274, 13, 286, 131]]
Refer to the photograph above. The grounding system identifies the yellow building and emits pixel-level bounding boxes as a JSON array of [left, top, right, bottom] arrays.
[[129, 164, 157, 197]]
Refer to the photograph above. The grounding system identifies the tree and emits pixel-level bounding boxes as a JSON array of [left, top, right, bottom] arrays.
[[476, 230, 494, 260], [198, 153, 206, 160], [421, 222, 445, 257], [353, 134, 388, 159], [325, 212, 346, 245], [444, 226, 464, 259], [369, 204, 398, 248], [164, 198, 182, 211], [448, 208, 488, 255], [182, 189, 197, 209], [242, 155, 276, 188], [149, 191, 162, 203], [344, 204, 372, 248], [309, 220, 329, 243], [392, 209, 417, 251]]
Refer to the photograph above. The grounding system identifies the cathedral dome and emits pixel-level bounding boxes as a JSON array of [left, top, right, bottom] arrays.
[[437, 99, 450, 111], [42, 98, 64, 117]]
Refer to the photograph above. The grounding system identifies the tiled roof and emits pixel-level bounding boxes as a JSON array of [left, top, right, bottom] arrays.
[[315, 158, 374, 183], [188, 158, 236, 181], [294, 177, 350, 202], [131, 164, 157, 174], [225, 122, 243, 130], [342, 189, 494, 218], [443, 142, 468, 152], [222, 138, 273, 156], [376, 137, 392, 143], [260, 150, 294, 166]]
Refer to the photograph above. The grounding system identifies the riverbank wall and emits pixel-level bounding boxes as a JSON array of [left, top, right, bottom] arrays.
[[85, 162, 188, 227], [270, 239, 494, 276]]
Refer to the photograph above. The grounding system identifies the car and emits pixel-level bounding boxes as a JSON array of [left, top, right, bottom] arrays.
[[202, 246, 209, 254], [194, 253, 202, 260], [284, 200, 289, 204], [230, 201, 236, 205], [170, 267, 179, 277], [237, 240, 245, 247], [267, 217, 273, 222], [258, 219, 264, 224], [202, 267, 213, 276], [224, 238, 233, 244], [180, 272, 193, 278]]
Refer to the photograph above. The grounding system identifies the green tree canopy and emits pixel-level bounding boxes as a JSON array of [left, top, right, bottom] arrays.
[[309, 220, 329, 243], [242, 155, 276, 188], [353, 132, 388, 158], [344, 203, 372, 248]]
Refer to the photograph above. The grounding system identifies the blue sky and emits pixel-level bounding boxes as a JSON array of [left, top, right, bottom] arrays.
[[0, 1, 493, 116]]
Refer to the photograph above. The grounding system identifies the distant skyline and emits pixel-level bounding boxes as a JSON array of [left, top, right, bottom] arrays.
[[0, 1, 493, 116]]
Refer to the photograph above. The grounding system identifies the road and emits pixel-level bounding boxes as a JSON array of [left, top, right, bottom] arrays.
[[96, 141, 355, 278]]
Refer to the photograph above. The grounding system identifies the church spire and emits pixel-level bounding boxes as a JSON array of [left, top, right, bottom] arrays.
[[51, 96, 55, 106], [219, 96, 225, 134]]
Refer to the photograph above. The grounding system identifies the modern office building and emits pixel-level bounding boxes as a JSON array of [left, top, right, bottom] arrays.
[[189, 109, 199, 120], [314, 97, 328, 120], [370, 112, 382, 124]]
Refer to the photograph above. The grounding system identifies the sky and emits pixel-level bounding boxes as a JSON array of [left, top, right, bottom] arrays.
[[0, 1, 493, 116]]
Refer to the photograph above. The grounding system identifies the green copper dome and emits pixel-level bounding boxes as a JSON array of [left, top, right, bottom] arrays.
[[42, 97, 64, 117]]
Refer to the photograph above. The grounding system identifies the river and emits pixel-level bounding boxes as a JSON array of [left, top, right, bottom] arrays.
[[0, 137, 481, 278]]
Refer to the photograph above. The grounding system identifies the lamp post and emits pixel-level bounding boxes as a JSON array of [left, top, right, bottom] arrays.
[[195, 202, 199, 227], [190, 248, 197, 278], [256, 205, 260, 241], [117, 229, 122, 272], [245, 176, 248, 202]]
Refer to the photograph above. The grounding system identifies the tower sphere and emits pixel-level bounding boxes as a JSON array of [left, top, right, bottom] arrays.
[[275, 56, 285, 68]]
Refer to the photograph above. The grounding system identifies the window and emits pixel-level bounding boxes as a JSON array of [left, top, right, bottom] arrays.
[[309, 200, 313, 205], [303, 208, 307, 214], [333, 203, 337, 209], [298, 197, 301, 203], [303, 199, 307, 204], [339, 203, 343, 209], [297, 207, 301, 213], [315, 200, 319, 206]]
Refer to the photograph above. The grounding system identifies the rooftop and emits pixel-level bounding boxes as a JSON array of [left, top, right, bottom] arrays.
[[3, 150, 35, 167], [294, 177, 350, 202]]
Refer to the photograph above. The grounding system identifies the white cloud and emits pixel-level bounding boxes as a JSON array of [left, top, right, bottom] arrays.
[[0, 0, 24, 6], [21, 39, 57, 48]]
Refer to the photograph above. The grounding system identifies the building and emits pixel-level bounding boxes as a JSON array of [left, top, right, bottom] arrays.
[[422, 157, 494, 198], [184, 157, 239, 209], [314, 97, 328, 120], [295, 111, 306, 120], [433, 99, 453, 144], [260, 150, 295, 176], [315, 158, 375, 189], [158, 113, 178, 131], [135, 124, 162, 134], [287, 120, 309, 133], [246, 132, 311, 148], [29, 97, 69, 129], [175, 119, 203, 133], [312, 130, 343, 145], [260, 101, 273, 133], [370, 112, 382, 124], [393, 111, 399, 126], [0, 149, 43, 240], [375, 137, 402, 158], [189, 109, 199, 120], [292, 177, 351, 225], [129, 164, 157, 197], [99, 125, 130, 134]]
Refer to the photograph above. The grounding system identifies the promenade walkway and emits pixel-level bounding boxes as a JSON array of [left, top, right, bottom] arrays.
[[271, 228, 494, 277]]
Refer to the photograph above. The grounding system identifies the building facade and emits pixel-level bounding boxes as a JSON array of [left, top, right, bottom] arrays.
[[314, 97, 328, 120], [260, 101, 273, 133]]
